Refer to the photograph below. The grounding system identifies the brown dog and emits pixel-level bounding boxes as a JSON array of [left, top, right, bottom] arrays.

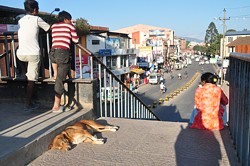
[[49, 119, 119, 151]]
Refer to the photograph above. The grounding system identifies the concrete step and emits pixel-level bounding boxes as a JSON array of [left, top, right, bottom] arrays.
[[0, 102, 94, 166], [29, 117, 240, 166]]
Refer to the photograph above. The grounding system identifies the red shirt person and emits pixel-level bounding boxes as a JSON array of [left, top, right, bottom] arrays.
[[190, 72, 228, 130]]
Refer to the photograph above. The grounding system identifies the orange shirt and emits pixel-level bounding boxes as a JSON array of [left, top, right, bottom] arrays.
[[190, 83, 228, 130]]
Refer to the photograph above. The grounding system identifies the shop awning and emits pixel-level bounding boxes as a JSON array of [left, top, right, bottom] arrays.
[[130, 68, 145, 75]]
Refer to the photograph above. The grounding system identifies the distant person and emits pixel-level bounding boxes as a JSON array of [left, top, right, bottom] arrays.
[[190, 72, 228, 130], [17, 0, 50, 111], [178, 73, 182, 79], [49, 11, 79, 112], [160, 82, 166, 93]]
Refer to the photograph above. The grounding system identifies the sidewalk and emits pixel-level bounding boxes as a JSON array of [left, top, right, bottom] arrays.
[[29, 117, 240, 166], [0, 103, 93, 166]]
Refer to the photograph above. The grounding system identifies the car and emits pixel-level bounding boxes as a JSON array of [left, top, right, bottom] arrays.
[[148, 74, 160, 84], [174, 60, 183, 70]]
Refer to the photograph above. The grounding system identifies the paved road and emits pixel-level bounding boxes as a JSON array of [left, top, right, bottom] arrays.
[[137, 62, 218, 122]]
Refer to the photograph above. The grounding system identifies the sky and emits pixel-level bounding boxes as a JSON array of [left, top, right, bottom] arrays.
[[1, 0, 250, 41]]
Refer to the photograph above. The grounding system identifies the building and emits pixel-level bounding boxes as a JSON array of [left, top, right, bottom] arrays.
[[82, 28, 138, 83], [227, 36, 250, 54], [222, 30, 250, 58], [113, 24, 175, 65]]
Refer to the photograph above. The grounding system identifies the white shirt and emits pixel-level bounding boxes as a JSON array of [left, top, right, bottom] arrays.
[[160, 83, 165, 89], [17, 15, 50, 56]]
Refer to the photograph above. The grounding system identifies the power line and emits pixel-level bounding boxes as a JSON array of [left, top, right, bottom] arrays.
[[230, 14, 250, 18], [226, 6, 250, 10]]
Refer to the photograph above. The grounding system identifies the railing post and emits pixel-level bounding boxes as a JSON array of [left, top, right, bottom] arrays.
[[4, 34, 10, 77], [79, 48, 82, 79], [46, 33, 52, 79], [11, 34, 17, 78]]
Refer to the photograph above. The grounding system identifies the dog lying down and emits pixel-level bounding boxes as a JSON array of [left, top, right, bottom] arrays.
[[49, 119, 119, 151]]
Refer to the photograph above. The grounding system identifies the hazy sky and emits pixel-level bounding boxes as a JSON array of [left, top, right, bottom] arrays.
[[1, 0, 249, 40]]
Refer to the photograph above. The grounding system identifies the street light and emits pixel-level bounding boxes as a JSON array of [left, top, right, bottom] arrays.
[[50, 8, 60, 15]]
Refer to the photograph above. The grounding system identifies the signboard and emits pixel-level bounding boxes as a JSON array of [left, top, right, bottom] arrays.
[[75, 53, 90, 78], [106, 38, 120, 49], [146, 39, 162, 46], [149, 29, 165, 36], [99, 49, 112, 56], [209, 58, 217, 64], [0, 24, 19, 32]]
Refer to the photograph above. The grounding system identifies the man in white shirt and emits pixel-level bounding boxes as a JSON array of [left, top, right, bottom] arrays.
[[160, 82, 166, 93], [17, 0, 50, 110]]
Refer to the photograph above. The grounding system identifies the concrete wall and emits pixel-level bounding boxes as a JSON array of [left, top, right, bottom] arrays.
[[0, 79, 98, 114]]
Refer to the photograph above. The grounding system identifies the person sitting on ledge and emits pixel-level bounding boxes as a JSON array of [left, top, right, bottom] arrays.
[[190, 72, 228, 130]]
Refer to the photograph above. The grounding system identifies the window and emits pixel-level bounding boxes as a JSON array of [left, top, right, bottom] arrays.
[[106, 56, 117, 69], [228, 37, 233, 43], [120, 55, 126, 67], [112, 56, 117, 68], [106, 56, 111, 68], [92, 40, 100, 45]]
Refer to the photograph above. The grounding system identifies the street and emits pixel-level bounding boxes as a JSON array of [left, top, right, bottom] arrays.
[[137, 61, 218, 122]]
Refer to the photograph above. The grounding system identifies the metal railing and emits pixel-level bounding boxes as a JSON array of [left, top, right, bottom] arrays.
[[0, 32, 18, 78], [0, 32, 160, 121], [229, 52, 250, 166], [76, 44, 160, 120]]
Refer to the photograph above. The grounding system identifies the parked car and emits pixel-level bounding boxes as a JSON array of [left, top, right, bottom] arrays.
[[148, 74, 160, 84]]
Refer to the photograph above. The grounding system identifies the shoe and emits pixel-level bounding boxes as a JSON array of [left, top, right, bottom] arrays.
[[52, 106, 64, 113], [24, 103, 40, 112], [52, 106, 72, 113]]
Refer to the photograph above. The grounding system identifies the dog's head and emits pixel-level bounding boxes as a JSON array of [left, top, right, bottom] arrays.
[[48, 132, 71, 151]]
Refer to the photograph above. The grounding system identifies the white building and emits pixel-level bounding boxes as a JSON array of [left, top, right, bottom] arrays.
[[221, 30, 250, 58]]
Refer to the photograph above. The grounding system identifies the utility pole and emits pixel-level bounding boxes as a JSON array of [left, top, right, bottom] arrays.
[[219, 8, 230, 85]]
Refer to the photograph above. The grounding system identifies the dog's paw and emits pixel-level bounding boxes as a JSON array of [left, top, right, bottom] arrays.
[[95, 138, 105, 144], [109, 126, 120, 132]]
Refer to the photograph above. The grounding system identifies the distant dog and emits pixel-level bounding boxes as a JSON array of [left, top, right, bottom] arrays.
[[49, 119, 119, 151]]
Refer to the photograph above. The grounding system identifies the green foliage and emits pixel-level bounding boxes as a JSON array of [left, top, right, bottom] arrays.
[[0, 17, 18, 24], [186, 41, 190, 48], [75, 17, 90, 36], [38, 14, 59, 25], [204, 22, 221, 56], [205, 22, 219, 44], [227, 29, 236, 33], [193, 45, 206, 54], [206, 34, 222, 56]]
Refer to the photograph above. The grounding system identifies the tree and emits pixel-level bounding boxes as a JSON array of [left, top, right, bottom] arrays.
[[75, 18, 90, 36], [193, 45, 205, 54], [206, 34, 222, 56], [205, 22, 219, 44], [227, 29, 236, 33]]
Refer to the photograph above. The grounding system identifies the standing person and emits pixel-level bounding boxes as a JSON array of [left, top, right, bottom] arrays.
[[49, 11, 79, 112], [17, 0, 50, 110], [190, 72, 228, 130]]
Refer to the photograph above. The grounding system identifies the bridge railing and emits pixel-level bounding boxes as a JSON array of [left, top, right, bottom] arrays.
[[76, 44, 160, 120], [0, 32, 160, 121], [229, 52, 250, 166]]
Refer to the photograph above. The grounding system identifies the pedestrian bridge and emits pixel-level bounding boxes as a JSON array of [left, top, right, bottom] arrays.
[[0, 32, 249, 165]]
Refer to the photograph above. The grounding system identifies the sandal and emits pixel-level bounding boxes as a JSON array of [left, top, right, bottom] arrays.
[[52, 106, 72, 113], [52, 106, 64, 113]]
